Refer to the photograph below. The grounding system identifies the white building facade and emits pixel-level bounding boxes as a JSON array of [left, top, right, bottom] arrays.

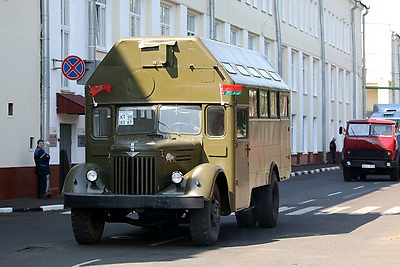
[[0, 0, 365, 200]]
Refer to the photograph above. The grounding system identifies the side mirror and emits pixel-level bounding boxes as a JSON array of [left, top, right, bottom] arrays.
[[339, 126, 343, 135]]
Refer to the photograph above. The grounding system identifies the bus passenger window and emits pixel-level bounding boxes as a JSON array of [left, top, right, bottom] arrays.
[[207, 106, 225, 137], [270, 92, 278, 118], [93, 107, 111, 138], [237, 107, 248, 138], [249, 89, 258, 118]]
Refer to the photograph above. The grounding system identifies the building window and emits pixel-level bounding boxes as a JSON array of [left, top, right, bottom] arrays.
[[312, 58, 319, 96], [8, 103, 14, 116], [312, 117, 317, 153], [291, 50, 298, 91], [302, 55, 308, 95], [160, 4, 171, 36], [230, 26, 239, 45], [96, 0, 107, 49], [264, 40, 271, 59], [130, 0, 141, 37], [330, 66, 336, 101], [302, 116, 308, 153], [338, 69, 343, 103], [187, 13, 196, 36], [248, 34, 256, 50], [61, 0, 70, 89], [291, 114, 297, 154]]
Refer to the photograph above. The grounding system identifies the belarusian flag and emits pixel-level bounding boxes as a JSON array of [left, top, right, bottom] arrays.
[[220, 84, 242, 95]]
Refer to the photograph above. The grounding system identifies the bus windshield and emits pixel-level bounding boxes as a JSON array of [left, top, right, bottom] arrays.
[[159, 105, 201, 134], [115, 105, 201, 135]]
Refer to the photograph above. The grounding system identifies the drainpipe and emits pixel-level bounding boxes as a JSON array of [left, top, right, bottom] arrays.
[[362, 5, 369, 118], [88, 0, 96, 61], [274, 0, 282, 75], [209, 0, 215, 40], [391, 32, 397, 103], [41, 0, 50, 153], [351, 1, 359, 119], [319, 0, 327, 164]]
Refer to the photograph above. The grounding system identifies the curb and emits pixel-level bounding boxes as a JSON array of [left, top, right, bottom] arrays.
[[290, 166, 341, 177], [0, 204, 64, 214]]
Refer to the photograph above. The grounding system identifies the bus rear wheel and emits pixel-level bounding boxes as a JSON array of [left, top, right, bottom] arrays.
[[71, 208, 105, 245], [255, 171, 279, 228], [189, 183, 221, 246]]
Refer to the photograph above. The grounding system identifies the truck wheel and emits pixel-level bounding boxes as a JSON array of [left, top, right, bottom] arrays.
[[255, 171, 279, 228], [343, 167, 355, 182], [71, 208, 105, 245], [235, 208, 256, 228], [189, 183, 221, 246], [390, 168, 400, 181]]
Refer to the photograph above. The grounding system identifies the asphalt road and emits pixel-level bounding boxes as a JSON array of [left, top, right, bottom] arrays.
[[1, 169, 400, 267]]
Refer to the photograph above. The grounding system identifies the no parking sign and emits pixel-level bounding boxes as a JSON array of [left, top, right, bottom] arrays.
[[62, 55, 85, 80]]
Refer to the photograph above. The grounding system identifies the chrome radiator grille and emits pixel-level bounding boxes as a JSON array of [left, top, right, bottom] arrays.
[[113, 156, 156, 195]]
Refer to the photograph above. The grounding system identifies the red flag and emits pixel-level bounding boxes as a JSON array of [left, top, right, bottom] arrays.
[[220, 84, 242, 95], [89, 85, 112, 97]]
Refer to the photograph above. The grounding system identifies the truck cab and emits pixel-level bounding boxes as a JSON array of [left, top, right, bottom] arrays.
[[340, 119, 400, 181]]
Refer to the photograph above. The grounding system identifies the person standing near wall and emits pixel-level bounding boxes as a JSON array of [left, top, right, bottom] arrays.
[[34, 139, 51, 199], [329, 137, 337, 164]]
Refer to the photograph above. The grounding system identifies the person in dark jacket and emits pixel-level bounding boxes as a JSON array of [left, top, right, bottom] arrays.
[[34, 139, 50, 199], [329, 137, 337, 164]]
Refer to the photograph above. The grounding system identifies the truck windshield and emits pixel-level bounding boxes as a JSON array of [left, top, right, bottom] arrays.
[[348, 123, 392, 137], [159, 105, 201, 134], [117, 106, 156, 134]]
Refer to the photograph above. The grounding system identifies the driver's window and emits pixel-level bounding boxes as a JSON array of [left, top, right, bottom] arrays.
[[207, 106, 225, 137], [236, 107, 248, 139]]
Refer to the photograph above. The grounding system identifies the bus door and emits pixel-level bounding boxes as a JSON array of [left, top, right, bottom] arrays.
[[235, 106, 251, 210]]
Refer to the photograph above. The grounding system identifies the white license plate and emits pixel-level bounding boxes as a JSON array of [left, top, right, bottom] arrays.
[[362, 164, 375, 169]]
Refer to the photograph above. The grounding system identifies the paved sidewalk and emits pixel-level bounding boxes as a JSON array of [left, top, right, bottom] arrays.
[[0, 163, 341, 213]]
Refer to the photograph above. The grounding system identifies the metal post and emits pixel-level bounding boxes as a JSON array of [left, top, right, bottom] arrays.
[[89, 0, 96, 61], [362, 6, 369, 118], [274, 0, 282, 76], [319, 0, 327, 164], [351, 1, 359, 119], [209, 0, 215, 40], [41, 0, 50, 153]]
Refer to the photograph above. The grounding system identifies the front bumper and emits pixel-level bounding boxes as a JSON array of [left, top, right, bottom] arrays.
[[64, 193, 205, 210], [341, 159, 398, 171]]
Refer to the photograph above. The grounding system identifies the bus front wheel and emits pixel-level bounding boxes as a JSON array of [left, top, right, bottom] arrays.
[[71, 208, 105, 245], [189, 183, 221, 246]]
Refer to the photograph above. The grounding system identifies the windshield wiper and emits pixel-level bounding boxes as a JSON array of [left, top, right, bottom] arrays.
[[158, 121, 181, 137]]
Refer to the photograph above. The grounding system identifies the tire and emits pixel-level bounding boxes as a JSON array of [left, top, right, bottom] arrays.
[[255, 171, 279, 228], [71, 208, 105, 245], [235, 208, 256, 228], [390, 167, 400, 181], [343, 167, 355, 182], [189, 183, 221, 246]]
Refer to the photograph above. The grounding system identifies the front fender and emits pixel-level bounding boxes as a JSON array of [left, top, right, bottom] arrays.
[[183, 163, 224, 200], [62, 163, 110, 194]]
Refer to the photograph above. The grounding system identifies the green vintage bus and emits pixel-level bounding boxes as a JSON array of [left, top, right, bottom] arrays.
[[63, 36, 291, 246]]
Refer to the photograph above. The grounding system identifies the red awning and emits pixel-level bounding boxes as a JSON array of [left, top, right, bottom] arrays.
[[56, 93, 85, 115]]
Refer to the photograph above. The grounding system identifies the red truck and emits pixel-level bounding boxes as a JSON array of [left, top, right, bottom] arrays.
[[340, 119, 400, 181]]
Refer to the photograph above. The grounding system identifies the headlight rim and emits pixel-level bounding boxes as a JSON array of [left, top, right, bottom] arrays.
[[86, 169, 98, 182]]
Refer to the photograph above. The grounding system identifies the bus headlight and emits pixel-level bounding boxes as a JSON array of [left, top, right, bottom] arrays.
[[171, 171, 184, 185], [346, 161, 352, 166], [386, 162, 392, 167], [86, 170, 98, 182]]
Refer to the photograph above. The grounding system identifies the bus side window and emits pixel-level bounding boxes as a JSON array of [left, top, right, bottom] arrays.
[[237, 107, 248, 138], [207, 106, 225, 137]]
